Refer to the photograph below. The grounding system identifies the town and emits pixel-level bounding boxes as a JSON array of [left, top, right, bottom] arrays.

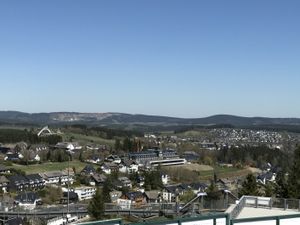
[[0, 124, 298, 225]]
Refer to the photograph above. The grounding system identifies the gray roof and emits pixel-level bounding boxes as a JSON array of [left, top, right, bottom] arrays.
[[0, 176, 9, 184], [144, 190, 160, 200]]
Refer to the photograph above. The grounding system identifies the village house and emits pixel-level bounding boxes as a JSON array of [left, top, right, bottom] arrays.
[[144, 190, 161, 203], [8, 175, 29, 192], [85, 155, 101, 164], [55, 142, 82, 151], [101, 162, 119, 174], [105, 155, 121, 164], [118, 177, 132, 189], [136, 175, 145, 187], [257, 172, 276, 185], [14, 192, 42, 210], [119, 159, 139, 174], [61, 191, 79, 204], [80, 165, 96, 176], [41, 171, 74, 185], [182, 151, 200, 162], [110, 190, 122, 203], [4, 153, 24, 161], [89, 173, 107, 186], [73, 186, 96, 201], [8, 174, 44, 192], [120, 191, 147, 207], [0, 165, 10, 174], [0, 146, 11, 154], [216, 178, 237, 190], [29, 144, 49, 152], [0, 176, 9, 192], [188, 182, 208, 194], [162, 184, 187, 202], [161, 173, 170, 185], [25, 174, 45, 190]]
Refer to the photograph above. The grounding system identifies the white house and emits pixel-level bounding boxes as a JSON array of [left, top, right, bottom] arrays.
[[101, 162, 119, 175], [14, 192, 41, 210], [73, 186, 96, 201], [55, 142, 82, 151], [33, 154, 40, 162], [41, 171, 74, 185], [105, 155, 121, 164], [161, 174, 169, 185], [86, 155, 101, 164], [119, 160, 139, 174]]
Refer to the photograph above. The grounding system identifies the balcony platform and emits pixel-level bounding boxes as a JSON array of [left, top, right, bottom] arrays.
[[237, 206, 300, 219]]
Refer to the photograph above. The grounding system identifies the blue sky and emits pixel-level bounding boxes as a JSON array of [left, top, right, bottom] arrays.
[[0, 0, 300, 118]]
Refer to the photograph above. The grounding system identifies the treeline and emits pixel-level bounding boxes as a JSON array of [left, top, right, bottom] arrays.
[[64, 124, 143, 139], [217, 145, 290, 170], [0, 129, 62, 144], [174, 124, 235, 133], [114, 137, 142, 152], [239, 146, 300, 199]]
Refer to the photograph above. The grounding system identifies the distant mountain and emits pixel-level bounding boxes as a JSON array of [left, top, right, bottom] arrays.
[[0, 111, 299, 127]]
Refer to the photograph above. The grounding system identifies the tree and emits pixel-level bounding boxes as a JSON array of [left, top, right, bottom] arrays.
[[288, 147, 300, 198], [46, 150, 51, 161], [114, 139, 121, 152], [239, 174, 259, 197], [42, 186, 62, 204], [79, 151, 84, 162], [144, 169, 163, 191], [206, 180, 222, 210], [102, 177, 112, 203], [275, 171, 289, 198], [88, 188, 104, 220], [264, 182, 274, 197], [207, 181, 221, 201], [123, 137, 132, 152]]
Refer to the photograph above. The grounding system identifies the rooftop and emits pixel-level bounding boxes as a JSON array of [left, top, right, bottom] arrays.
[[237, 206, 300, 219]]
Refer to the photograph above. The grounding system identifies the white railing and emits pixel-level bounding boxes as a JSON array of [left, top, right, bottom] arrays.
[[230, 196, 300, 219]]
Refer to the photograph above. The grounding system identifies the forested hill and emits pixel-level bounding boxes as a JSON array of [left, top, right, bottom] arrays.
[[0, 111, 300, 127]]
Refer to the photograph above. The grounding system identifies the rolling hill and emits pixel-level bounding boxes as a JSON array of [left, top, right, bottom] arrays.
[[0, 111, 299, 127]]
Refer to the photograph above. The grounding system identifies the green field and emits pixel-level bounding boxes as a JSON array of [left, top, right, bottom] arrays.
[[198, 166, 249, 179], [9, 160, 92, 174], [62, 132, 115, 146], [163, 164, 251, 182]]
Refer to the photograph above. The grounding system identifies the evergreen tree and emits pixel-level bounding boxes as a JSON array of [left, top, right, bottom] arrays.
[[239, 173, 259, 197], [275, 171, 289, 198], [287, 147, 300, 198], [206, 180, 221, 201], [79, 151, 84, 162], [88, 188, 104, 220], [264, 182, 274, 197], [144, 169, 163, 190], [123, 137, 132, 152], [114, 139, 121, 152], [46, 150, 51, 161], [102, 177, 112, 203]]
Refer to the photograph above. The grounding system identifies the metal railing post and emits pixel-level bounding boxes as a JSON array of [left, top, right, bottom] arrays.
[[284, 199, 287, 210], [276, 217, 280, 225]]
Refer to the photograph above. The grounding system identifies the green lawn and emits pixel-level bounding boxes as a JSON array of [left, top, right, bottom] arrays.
[[9, 160, 92, 174], [199, 166, 251, 179], [62, 132, 115, 146]]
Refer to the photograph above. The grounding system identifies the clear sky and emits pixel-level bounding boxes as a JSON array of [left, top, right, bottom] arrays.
[[0, 0, 299, 118]]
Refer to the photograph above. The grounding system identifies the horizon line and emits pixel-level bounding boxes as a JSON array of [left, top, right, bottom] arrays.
[[0, 110, 299, 120]]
